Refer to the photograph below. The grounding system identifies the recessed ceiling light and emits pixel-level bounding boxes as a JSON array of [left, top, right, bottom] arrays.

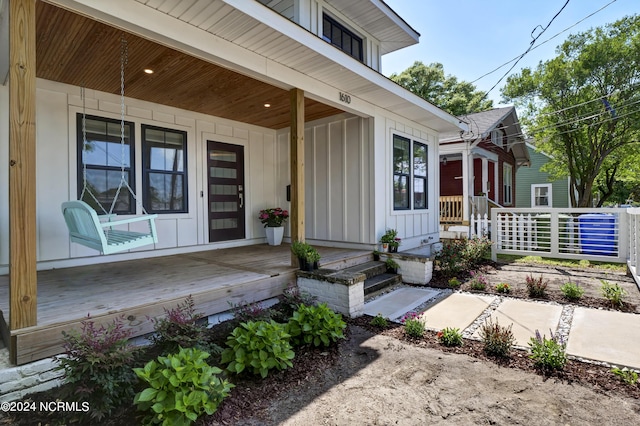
[[144, 69, 154, 74], [264, 103, 271, 108]]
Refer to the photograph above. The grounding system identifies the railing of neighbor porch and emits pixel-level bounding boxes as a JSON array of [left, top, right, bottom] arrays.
[[491, 208, 629, 264], [628, 208, 640, 286], [470, 213, 490, 238], [439, 195, 464, 223]]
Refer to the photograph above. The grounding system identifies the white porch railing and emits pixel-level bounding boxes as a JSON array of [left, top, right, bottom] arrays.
[[491, 208, 629, 264], [628, 208, 640, 286], [470, 213, 489, 238]]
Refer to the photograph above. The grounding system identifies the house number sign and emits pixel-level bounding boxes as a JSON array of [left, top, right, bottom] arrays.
[[339, 92, 351, 104]]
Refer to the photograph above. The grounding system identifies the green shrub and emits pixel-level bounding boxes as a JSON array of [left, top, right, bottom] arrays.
[[287, 303, 346, 347], [401, 312, 425, 338], [57, 316, 136, 421], [495, 282, 510, 294], [279, 284, 317, 318], [526, 274, 548, 298], [463, 236, 492, 268], [229, 299, 276, 323], [370, 313, 388, 328], [448, 277, 461, 288], [221, 320, 295, 378], [435, 239, 467, 276], [385, 257, 399, 272], [479, 319, 515, 357], [611, 367, 639, 385], [560, 281, 585, 301], [601, 280, 627, 307], [150, 296, 213, 355], [528, 330, 567, 371], [469, 271, 488, 291], [133, 347, 233, 426], [437, 327, 463, 347]]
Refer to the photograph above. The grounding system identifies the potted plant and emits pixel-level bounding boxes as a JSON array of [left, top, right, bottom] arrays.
[[380, 229, 398, 253], [385, 258, 399, 274], [291, 241, 320, 271], [389, 237, 401, 253], [302, 246, 321, 271], [259, 207, 289, 246], [373, 250, 381, 261]]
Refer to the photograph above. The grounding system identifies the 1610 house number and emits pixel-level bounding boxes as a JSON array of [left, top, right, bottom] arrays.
[[339, 92, 351, 104]]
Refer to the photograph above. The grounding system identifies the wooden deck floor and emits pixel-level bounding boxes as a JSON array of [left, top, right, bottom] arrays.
[[0, 244, 371, 364]]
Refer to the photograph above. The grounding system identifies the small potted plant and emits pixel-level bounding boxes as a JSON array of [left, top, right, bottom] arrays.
[[259, 207, 289, 246], [389, 237, 401, 253], [373, 250, 381, 261], [291, 240, 320, 271], [303, 246, 321, 271], [380, 229, 398, 253]]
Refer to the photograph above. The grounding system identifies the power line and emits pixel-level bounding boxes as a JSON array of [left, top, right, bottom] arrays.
[[482, 0, 571, 98], [471, 0, 618, 85]]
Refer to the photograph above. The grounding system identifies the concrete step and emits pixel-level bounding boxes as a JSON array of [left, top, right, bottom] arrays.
[[364, 273, 403, 295], [340, 260, 387, 279]]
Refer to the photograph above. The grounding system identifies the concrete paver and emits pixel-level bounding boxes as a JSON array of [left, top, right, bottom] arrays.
[[420, 293, 494, 332], [363, 287, 442, 320], [567, 307, 640, 369], [472, 299, 563, 347]]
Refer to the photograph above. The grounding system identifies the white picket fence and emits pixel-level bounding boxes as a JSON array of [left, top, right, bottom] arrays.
[[628, 208, 640, 287], [490, 208, 629, 264], [470, 213, 490, 238]]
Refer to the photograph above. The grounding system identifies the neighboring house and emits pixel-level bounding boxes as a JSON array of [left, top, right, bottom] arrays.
[[515, 142, 571, 208], [0, 0, 465, 362], [438, 107, 530, 228]]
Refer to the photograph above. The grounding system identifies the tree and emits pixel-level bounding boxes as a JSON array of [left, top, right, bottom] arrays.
[[502, 15, 640, 207], [390, 61, 493, 116]]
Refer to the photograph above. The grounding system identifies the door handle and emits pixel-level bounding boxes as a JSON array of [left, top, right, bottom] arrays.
[[239, 193, 244, 209]]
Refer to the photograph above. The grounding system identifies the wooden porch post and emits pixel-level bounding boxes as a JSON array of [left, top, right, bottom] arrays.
[[290, 88, 305, 265], [8, 0, 38, 359]]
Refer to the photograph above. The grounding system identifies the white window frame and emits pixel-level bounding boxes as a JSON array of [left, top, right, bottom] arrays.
[[491, 129, 504, 147], [503, 163, 513, 205], [531, 183, 552, 207]]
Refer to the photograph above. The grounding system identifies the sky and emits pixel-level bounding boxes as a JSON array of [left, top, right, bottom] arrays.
[[381, 0, 636, 107]]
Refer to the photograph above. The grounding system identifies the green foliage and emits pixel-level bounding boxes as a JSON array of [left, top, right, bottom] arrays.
[[291, 241, 321, 263], [57, 316, 136, 421], [379, 228, 398, 244], [601, 280, 627, 308], [221, 320, 295, 378], [390, 61, 493, 115], [133, 347, 233, 426], [528, 330, 567, 371], [526, 274, 548, 298], [370, 314, 388, 328], [479, 319, 515, 357], [495, 283, 511, 294], [448, 277, 461, 288], [611, 367, 639, 385], [278, 284, 317, 318], [501, 16, 640, 207], [229, 299, 275, 323], [401, 312, 425, 338], [287, 303, 346, 347], [435, 237, 491, 277], [385, 257, 400, 272], [437, 327, 463, 347], [468, 271, 488, 291], [150, 296, 213, 356], [560, 281, 585, 301]]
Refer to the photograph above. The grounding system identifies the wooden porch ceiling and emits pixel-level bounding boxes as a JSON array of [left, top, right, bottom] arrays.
[[35, 1, 344, 129]]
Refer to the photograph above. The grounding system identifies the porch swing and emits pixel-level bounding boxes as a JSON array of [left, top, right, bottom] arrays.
[[61, 38, 158, 255]]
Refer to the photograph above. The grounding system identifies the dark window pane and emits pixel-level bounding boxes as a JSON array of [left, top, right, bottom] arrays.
[[322, 14, 363, 63], [393, 136, 410, 174], [148, 173, 184, 211], [414, 143, 427, 177], [393, 175, 409, 209], [414, 177, 427, 209]]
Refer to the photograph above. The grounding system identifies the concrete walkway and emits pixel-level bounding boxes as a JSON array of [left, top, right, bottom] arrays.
[[368, 289, 640, 370]]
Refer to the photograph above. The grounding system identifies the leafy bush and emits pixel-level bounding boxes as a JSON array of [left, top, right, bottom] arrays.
[[287, 303, 346, 347], [229, 299, 275, 323], [479, 319, 515, 357], [495, 282, 510, 294], [560, 281, 585, 301], [463, 236, 492, 268], [601, 280, 627, 307], [448, 277, 461, 288], [526, 274, 548, 298], [528, 330, 567, 371], [401, 311, 425, 338], [57, 316, 136, 421], [279, 284, 317, 317], [221, 320, 295, 378], [370, 313, 388, 328], [437, 327, 463, 347], [134, 347, 233, 426], [468, 270, 488, 291], [385, 257, 400, 272], [435, 239, 467, 276], [611, 367, 639, 385], [150, 296, 212, 355]]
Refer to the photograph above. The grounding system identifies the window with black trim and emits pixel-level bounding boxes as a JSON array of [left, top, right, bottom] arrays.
[[322, 13, 363, 62], [393, 135, 428, 211], [142, 125, 188, 213], [77, 114, 135, 214]]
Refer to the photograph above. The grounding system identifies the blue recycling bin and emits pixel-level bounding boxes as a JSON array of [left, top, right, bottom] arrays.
[[578, 213, 616, 256]]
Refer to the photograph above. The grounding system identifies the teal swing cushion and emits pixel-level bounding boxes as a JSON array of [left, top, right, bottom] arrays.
[[62, 200, 158, 255]]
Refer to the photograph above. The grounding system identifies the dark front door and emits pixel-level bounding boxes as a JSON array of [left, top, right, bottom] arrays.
[[207, 141, 245, 242]]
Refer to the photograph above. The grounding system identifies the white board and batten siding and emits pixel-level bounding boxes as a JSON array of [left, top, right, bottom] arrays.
[[0, 79, 284, 271]]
